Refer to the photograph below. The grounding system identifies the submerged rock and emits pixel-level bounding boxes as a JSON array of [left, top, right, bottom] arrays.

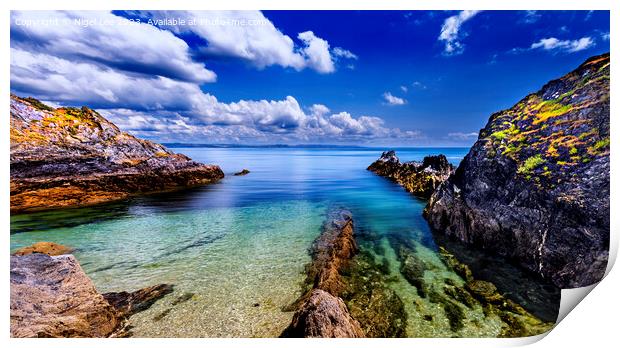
[[282, 289, 364, 338], [306, 209, 358, 296], [425, 53, 610, 288], [437, 246, 554, 337], [13, 241, 73, 256], [102, 284, 174, 317], [10, 252, 173, 337], [341, 250, 408, 337], [368, 151, 454, 198], [10, 95, 224, 213], [233, 169, 250, 176], [10, 253, 122, 338]]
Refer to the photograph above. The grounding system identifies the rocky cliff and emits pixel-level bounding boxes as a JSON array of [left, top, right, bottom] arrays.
[[368, 151, 454, 199], [10, 95, 224, 213], [425, 53, 610, 288]]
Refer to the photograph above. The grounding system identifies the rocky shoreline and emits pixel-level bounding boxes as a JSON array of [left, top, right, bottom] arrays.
[[368, 151, 454, 199], [10, 95, 224, 214], [425, 53, 610, 288], [10, 243, 173, 337]]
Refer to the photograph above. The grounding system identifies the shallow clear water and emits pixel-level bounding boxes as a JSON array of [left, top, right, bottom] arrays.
[[10, 147, 559, 337]]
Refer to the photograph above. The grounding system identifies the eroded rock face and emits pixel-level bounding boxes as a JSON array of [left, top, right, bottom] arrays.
[[425, 53, 610, 288], [282, 289, 364, 338], [10, 95, 224, 213], [10, 253, 122, 338], [368, 151, 454, 198]]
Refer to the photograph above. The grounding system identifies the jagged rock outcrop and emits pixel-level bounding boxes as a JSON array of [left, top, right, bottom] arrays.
[[10, 244, 173, 337], [282, 209, 364, 338], [425, 53, 610, 288], [10, 95, 224, 213], [368, 151, 454, 198]]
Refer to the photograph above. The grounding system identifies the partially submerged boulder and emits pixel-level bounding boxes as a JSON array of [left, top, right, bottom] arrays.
[[10, 253, 122, 338], [368, 151, 454, 199], [282, 289, 364, 338], [10, 250, 173, 337]]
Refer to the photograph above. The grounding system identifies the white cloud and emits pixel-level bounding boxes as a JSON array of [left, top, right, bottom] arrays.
[[297, 31, 335, 74], [11, 47, 420, 143], [332, 47, 358, 60], [383, 92, 406, 106], [10, 10, 420, 144], [412, 81, 427, 90], [10, 11, 217, 83], [438, 10, 480, 55], [602, 32, 610, 41], [143, 10, 345, 74], [530, 37, 595, 53], [400, 85, 408, 93]]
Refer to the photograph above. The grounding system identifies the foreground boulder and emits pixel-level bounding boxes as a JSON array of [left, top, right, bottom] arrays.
[[425, 53, 610, 288], [10, 95, 224, 213], [368, 151, 454, 198], [282, 289, 364, 338], [283, 209, 364, 338], [10, 248, 173, 337], [10, 253, 122, 337]]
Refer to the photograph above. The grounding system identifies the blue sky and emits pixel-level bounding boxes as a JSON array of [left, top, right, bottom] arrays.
[[10, 10, 610, 146]]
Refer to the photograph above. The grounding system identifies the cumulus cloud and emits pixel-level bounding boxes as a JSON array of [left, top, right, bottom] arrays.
[[438, 10, 480, 55], [141, 10, 345, 74], [382, 92, 407, 106], [10, 49, 420, 143], [530, 37, 595, 53], [297, 31, 335, 74], [10, 10, 420, 144], [11, 11, 217, 83]]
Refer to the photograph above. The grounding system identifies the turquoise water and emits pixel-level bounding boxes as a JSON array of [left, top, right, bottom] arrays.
[[10, 147, 559, 337]]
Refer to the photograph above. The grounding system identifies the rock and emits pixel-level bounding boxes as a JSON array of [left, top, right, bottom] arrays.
[[466, 280, 503, 303], [10, 253, 122, 337], [281, 289, 364, 338], [305, 209, 358, 296], [13, 242, 73, 256], [425, 53, 610, 288], [102, 284, 174, 317], [233, 169, 250, 176], [10, 95, 224, 213], [438, 246, 474, 282], [368, 151, 454, 198], [10, 252, 174, 337]]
